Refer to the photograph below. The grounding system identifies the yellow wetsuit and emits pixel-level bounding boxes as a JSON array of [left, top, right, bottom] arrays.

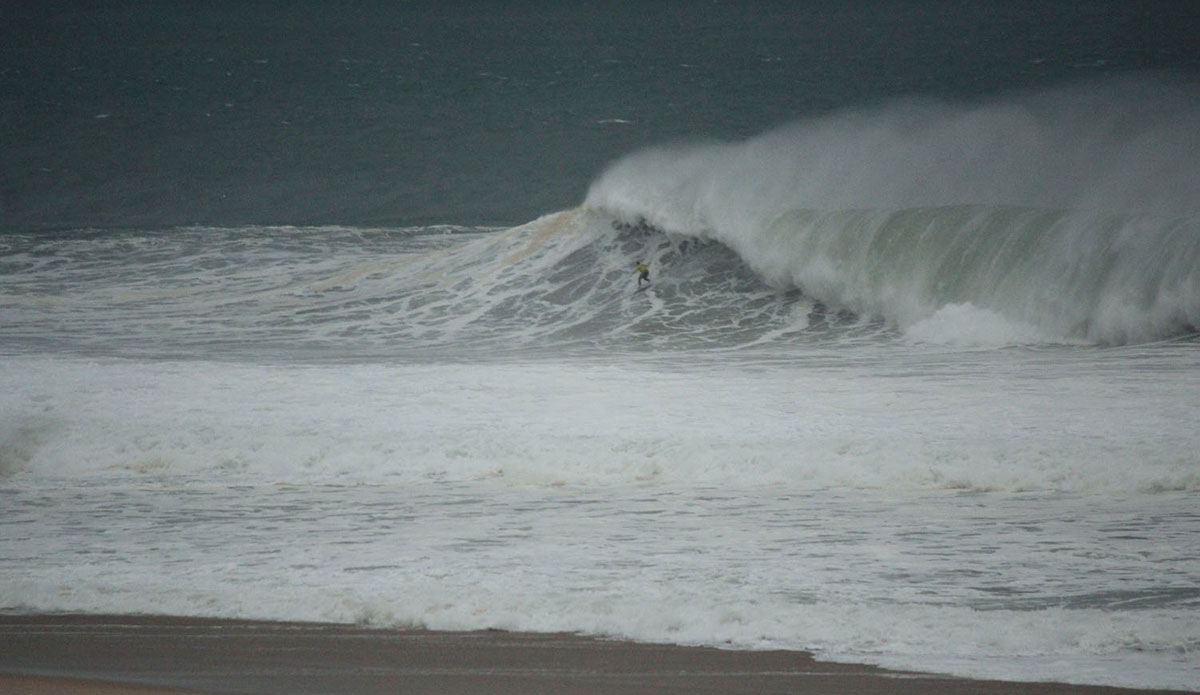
[[634, 262, 650, 287]]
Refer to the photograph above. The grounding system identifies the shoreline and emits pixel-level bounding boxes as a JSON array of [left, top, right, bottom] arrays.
[[1, 614, 1188, 695]]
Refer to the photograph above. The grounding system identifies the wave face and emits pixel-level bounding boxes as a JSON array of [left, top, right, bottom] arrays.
[[0, 215, 821, 361], [584, 80, 1200, 345]]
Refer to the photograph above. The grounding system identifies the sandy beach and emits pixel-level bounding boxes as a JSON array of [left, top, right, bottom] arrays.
[[0, 614, 1186, 695]]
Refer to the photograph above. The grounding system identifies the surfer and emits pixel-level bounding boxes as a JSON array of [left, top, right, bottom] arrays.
[[634, 261, 651, 289]]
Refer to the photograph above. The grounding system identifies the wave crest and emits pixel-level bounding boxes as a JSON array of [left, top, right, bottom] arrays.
[[584, 79, 1200, 344]]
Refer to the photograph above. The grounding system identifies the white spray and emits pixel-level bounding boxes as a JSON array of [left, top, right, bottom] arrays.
[[585, 78, 1200, 344]]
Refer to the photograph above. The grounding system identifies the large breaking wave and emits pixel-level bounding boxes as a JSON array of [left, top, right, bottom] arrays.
[[3, 80, 1198, 358], [584, 78, 1200, 344]]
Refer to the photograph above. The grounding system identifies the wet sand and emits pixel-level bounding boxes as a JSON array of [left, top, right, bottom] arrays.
[[0, 614, 1184, 694]]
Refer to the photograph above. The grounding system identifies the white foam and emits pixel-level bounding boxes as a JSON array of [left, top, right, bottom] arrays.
[[904, 303, 1059, 347], [3, 475, 1198, 691], [3, 340, 1199, 691], [2, 350, 1197, 493], [584, 80, 1200, 345]]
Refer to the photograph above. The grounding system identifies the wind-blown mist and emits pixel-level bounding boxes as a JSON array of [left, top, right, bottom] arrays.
[[585, 79, 1200, 344]]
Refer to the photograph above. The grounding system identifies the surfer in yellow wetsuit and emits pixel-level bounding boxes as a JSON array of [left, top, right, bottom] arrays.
[[634, 261, 651, 289]]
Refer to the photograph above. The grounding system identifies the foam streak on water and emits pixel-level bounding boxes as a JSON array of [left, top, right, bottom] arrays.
[[2, 81, 1200, 690], [1, 347, 1199, 689]]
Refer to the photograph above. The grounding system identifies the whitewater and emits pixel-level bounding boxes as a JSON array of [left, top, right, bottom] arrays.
[[2, 82, 1199, 690], [585, 79, 1200, 346]]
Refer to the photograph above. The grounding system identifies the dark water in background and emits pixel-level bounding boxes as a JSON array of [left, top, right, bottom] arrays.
[[3, 1, 1198, 231]]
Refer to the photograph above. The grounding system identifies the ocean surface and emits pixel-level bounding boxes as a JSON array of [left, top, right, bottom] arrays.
[[2, 2, 1199, 691]]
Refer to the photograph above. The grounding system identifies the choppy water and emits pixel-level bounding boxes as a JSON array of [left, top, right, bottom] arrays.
[[2, 207, 1199, 689], [3, 2, 1200, 690]]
